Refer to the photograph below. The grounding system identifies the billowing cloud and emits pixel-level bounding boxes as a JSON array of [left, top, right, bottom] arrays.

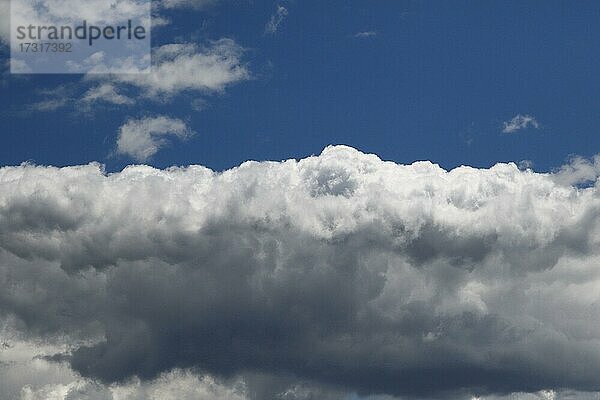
[[551, 155, 600, 187], [502, 114, 540, 133], [2, 146, 600, 399], [116, 116, 194, 161]]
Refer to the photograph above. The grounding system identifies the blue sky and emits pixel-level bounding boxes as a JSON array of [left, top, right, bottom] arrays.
[[1, 0, 600, 172]]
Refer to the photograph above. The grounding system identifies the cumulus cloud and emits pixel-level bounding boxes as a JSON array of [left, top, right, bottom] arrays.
[[3, 147, 600, 399], [265, 5, 289, 34], [85, 39, 249, 102], [502, 114, 540, 133], [116, 116, 194, 161], [551, 155, 600, 187]]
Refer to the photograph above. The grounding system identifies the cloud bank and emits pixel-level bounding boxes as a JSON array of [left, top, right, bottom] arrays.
[[2, 146, 600, 399]]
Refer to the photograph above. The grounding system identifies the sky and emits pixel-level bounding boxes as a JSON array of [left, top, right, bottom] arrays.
[[2, 0, 600, 172], [3, 1, 600, 400]]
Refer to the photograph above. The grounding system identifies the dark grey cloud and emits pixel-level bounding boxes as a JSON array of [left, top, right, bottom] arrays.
[[2, 147, 600, 399]]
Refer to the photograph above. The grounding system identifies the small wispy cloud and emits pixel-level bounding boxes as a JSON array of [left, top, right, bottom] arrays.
[[354, 31, 377, 38], [28, 99, 70, 112], [88, 39, 249, 101], [82, 83, 134, 106], [160, 0, 217, 9], [265, 5, 289, 34], [26, 84, 76, 112], [502, 114, 540, 133], [116, 116, 194, 161]]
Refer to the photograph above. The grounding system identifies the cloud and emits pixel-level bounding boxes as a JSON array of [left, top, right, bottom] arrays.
[[354, 31, 377, 38], [85, 39, 249, 102], [19, 370, 249, 400], [19, 39, 249, 110], [82, 84, 134, 106], [0, 0, 216, 46], [551, 155, 600, 187], [116, 116, 194, 161], [7, 0, 151, 74], [265, 5, 289, 34], [25, 85, 77, 113], [3, 147, 600, 398], [13, 0, 150, 25], [28, 99, 71, 112], [6, 0, 152, 43], [10, 60, 33, 74], [502, 114, 540, 133], [0, 330, 249, 400], [160, 0, 218, 9], [0, 0, 8, 44]]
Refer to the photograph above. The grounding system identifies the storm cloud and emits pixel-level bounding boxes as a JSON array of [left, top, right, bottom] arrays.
[[1, 146, 600, 399]]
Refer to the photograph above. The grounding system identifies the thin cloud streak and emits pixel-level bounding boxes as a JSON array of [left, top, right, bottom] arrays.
[[502, 114, 540, 133], [265, 5, 289, 34]]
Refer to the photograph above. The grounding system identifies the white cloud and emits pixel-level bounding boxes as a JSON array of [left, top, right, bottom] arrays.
[[116, 116, 194, 161], [7, 0, 151, 74], [85, 39, 249, 102], [18, 0, 150, 25], [0, 0, 8, 44], [17, 39, 249, 110], [551, 155, 600, 187], [28, 99, 71, 112], [82, 84, 134, 106], [25, 85, 76, 112], [10, 59, 33, 74], [265, 5, 289, 34], [160, 0, 218, 9], [354, 31, 377, 38], [18, 370, 248, 400], [4, 147, 600, 398], [6, 0, 152, 42], [502, 114, 540, 133]]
